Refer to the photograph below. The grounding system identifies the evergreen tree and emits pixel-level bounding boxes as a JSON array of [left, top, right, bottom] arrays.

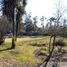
[[2, 0, 27, 49]]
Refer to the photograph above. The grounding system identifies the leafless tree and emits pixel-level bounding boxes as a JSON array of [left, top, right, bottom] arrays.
[[40, 0, 67, 67]]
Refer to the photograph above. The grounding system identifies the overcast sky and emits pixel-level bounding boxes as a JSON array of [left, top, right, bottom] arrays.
[[25, 0, 67, 27], [0, 0, 67, 27]]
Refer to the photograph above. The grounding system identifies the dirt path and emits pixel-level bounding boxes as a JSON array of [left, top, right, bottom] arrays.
[[0, 57, 22, 67], [40, 62, 67, 67]]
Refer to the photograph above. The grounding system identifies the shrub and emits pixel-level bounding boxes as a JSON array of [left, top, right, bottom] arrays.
[[55, 40, 65, 46], [0, 38, 4, 45]]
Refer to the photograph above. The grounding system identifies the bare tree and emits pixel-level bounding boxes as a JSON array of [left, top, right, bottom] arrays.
[[40, 0, 67, 67]]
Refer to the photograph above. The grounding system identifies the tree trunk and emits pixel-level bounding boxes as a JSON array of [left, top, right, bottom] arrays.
[[11, 0, 16, 49], [49, 36, 52, 53], [11, 37, 15, 49], [11, 17, 16, 49], [0, 32, 4, 45], [43, 36, 56, 67], [15, 10, 21, 40]]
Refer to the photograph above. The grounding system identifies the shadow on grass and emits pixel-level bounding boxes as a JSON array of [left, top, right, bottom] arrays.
[[0, 47, 13, 52]]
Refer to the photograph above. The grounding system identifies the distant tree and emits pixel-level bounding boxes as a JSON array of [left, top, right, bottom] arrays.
[[24, 13, 34, 35], [62, 19, 67, 36], [33, 16, 38, 33], [40, 16, 45, 34], [0, 16, 11, 45]]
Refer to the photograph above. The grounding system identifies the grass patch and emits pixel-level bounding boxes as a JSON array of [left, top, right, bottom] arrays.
[[0, 36, 67, 66]]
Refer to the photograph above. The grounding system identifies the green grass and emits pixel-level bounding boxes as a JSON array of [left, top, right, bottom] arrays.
[[0, 36, 67, 66]]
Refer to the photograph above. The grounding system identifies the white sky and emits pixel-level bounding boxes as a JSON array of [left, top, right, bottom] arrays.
[[26, 0, 67, 27]]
